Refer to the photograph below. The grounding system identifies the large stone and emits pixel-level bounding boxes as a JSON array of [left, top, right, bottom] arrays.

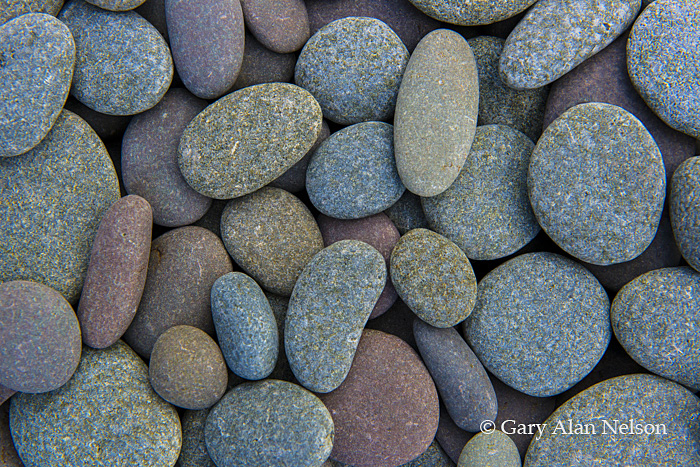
[[0, 0, 64, 24]]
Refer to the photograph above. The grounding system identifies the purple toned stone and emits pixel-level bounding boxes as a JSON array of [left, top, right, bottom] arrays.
[[233, 32, 296, 90], [269, 120, 330, 193], [241, 0, 310, 53]]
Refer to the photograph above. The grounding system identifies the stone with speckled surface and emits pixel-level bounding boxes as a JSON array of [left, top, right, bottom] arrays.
[[241, 0, 309, 53], [85, 0, 145, 11], [671, 157, 700, 272], [323, 437, 454, 467], [178, 409, 216, 467], [384, 191, 429, 235], [0, 385, 14, 406], [464, 252, 611, 397], [264, 293, 296, 383], [233, 32, 296, 90], [0, 0, 63, 24], [409, 0, 536, 25], [458, 431, 520, 467], [269, 120, 330, 193]]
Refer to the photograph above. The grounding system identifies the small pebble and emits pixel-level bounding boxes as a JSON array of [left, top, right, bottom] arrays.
[[670, 157, 700, 272], [458, 430, 520, 467], [241, 0, 309, 53], [384, 191, 430, 234]]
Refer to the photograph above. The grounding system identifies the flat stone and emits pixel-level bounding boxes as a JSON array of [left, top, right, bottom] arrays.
[[178, 83, 322, 199], [205, 379, 334, 467], [211, 272, 279, 381], [0, 0, 64, 24], [422, 124, 539, 260], [0, 403, 22, 467], [499, 0, 640, 89], [458, 431, 520, 467], [269, 120, 330, 193], [59, 0, 173, 115], [320, 329, 439, 467], [0, 110, 120, 303], [0, 13, 74, 158], [233, 32, 296, 90], [627, 0, 700, 138], [394, 29, 478, 197], [409, 0, 537, 25], [384, 191, 429, 235], [463, 252, 611, 397], [390, 229, 477, 327], [178, 409, 216, 467], [524, 374, 700, 465], [123, 226, 233, 358], [285, 240, 385, 393], [122, 87, 211, 227], [166, 0, 244, 99], [671, 157, 700, 272], [528, 103, 666, 265], [85, 0, 145, 11], [295, 17, 409, 125], [241, 0, 309, 53], [307, 121, 405, 219], [220, 187, 324, 296]]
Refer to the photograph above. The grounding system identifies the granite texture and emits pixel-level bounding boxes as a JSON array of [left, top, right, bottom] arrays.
[[178, 409, 216, 467], [135, 0, 167, 41], [233, 32, 296, 90], [0, 0, 64, 24], [384, 191, 429, 234], [241, 0, 309, 53], [409, 0, 537, 25], [269, 120, 330, 193], [85, 0, 145, 11], [458, 431, 520, 467], [671, 157, 700, 272]]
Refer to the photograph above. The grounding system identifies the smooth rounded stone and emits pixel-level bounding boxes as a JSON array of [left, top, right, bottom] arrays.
[[220, 187, 324, 296], [671, 157, 700, 271], [0, 281, 81, 394], [205, 379, 334, 467], [264, 293, 296, 383], [390, 229, 477, 327], [384, 191, 429, 235], [611, 267, 700, 390], [409, 0, 535, 25], [269, 120, 330, 193], [85, 0, 145, 11], [136, 0, 168, 41], [0, 0, 64, 24], [414, 320, 497, 433], [178, 409, 216, 467], [320, 330, 439, 467], [294, 17, 409, 125], [211, 273, 279, 381], [64, 97, 132, 141], [499, 0, 640, 90], [524, 374, 700, 466], [528, 103, 666, 266], [178, 83, 323, 199], [10, 341, 181, 467], [394, 29, 478, 197], [123, 226, 233, 358], [241, 0, 309, 53], [307, 122, 405, 219], [233, 32, 296, 90], [458, 431, 520, 467], [0, 403, 22, 467], [122, 88, 211, 227], [464, 252, 611, 397], [317, 213, 400, 319], [59, 0, 173, 116], [285, 240, 386, 393], [149, 325, 228, 409], [468, 36, 547, 142], [0, 14, 74, 158], [422, 125, 539, 261], [0, 110, 120, 303], [166, 0, 244, 99], [628, 0, 700, 138]]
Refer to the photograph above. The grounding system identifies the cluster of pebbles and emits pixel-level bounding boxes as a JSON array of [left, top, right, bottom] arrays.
[[1, 0, 699, 465]]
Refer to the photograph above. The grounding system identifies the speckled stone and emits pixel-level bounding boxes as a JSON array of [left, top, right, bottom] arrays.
[[233, 32, 296, 90], [11, 342, 180, 465], [149, 325, 228, 409], [166, 0, 244, 99], [384, 191, 429, 234], [422, 125, 539, 261], [394, 29, 478, 197], [178, 83, 322, 199], [135, 0, 167, 41], [0, 0, 64, 24], [414, 320, 497, 432], [205, 379, 334, 467], [193, 199, 227, 238], [285, 240, 385, 393], [0, 110, 120, 303], [122, 88, 211, 227], [464, 252, 611, 397], [468, 36, 547, 142], [0, 281, 81, 394], [317, 213, 400, 319], [64, 96, 132, 141], [628, 0, 700, 138], [320, 329, 439, 467], [85, 0, 145, 11], [178, 409, 216, 467], [528, 103, 666, 265], [671, 157, 700, 272], [611, 267, 700, 390], [269, 120, 330, 193], [294, 17, 409, 125], [391, 229, 477, 327], [458, 431, 520, 467], [211, 272, 279, 381], [220, 187, 324, 296], [123, 226, 233, 358], [409, 0, 536, 25], [59, 0, 173, 115], [499, 0, 640, 89], [0, 13, 74, 158], [403, 440, 455, 467], [524, 374, 700, 466], [307, 122, 405, 219], [241, 0, 309, 53]]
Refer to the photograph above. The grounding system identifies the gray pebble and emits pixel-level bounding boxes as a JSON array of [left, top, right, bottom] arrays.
[[409, 0, 537, 25], [0, 0, 64, 24], [384, 191, 429, 234], [403, 440, 455, 467], [458, 431, 520, 467], [671, 156, 700, 271]]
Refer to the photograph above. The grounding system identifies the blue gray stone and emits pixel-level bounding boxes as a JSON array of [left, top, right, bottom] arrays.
[[211, 272, 279, 381], [85, 0, 145, 11], [403, 440, 455, 467], [178, 409, 216, 467], [294, 17, 409, 125], [458, 431, 520, 467], [307, 121, 405, 219], [0, 13, 74, 158], [671, 157, 700, 271], [384, 191, 429, 235], [285, 240, 386, 393], [409, 0, 536, 25], [269, 120, 330, 193], [464, 252, 611, 397], [0, 0, 64, 24]]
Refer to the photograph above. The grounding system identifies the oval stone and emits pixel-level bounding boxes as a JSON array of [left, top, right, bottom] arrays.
[[205, 380, 334, 467], [671, 157, 700, 272], [269, 119, 330, 193], [85, 0, 145, 11], [178, 83, 322, 199], [409, 0, 536, 25], [0, 13, 74, 158], [241, 0, 309, 53], [58, 0, 173, 115], [394, 29, 478, 197], [285, 240, 386, 393], [0, 110, 120, 303], [390, 229, 477, 327], [458, 431, 520, 467], [0, 0, 64, 24], [9, 341, 181, 467]]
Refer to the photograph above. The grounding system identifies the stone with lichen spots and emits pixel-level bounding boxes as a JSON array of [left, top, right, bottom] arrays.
[[241, 0, 309, 53]]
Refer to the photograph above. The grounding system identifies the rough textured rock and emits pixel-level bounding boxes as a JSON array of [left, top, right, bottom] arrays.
[[458, 431, 520, 467], [409, 0, 536, 25], [671, 157, 700, 272], [269, 120, 330, 193], [241, 0, 309, 53], [0, 0, 64, 24], [233, 32, 296, 90], [178, 409, 216, 467], [384, 191, 429, 234]]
